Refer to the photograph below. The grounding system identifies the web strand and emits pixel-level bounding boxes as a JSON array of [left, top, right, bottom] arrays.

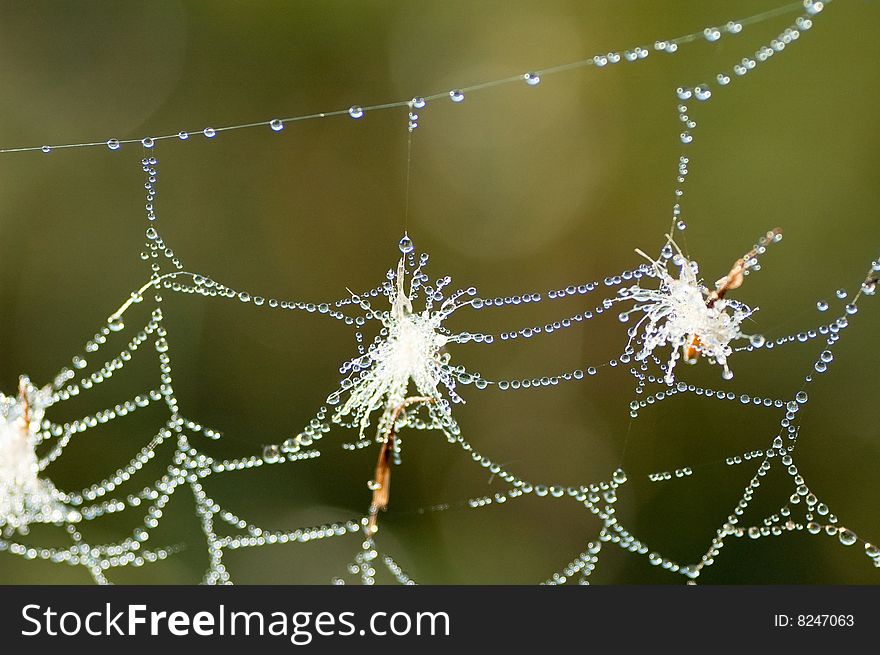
[[0, 0, 827, 156]]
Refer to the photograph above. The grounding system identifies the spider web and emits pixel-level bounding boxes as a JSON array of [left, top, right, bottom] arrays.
[[0, 0, 877, 584]]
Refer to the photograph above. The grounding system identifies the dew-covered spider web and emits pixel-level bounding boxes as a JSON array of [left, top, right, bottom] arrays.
[[0, 0, 877, 584]]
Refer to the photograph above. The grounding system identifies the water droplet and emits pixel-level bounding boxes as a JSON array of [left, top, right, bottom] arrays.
[[270, 119, 284, 131], [694, 85, 712, 101], [281, 437, 300, 453], [398, 233, 414, 254], [203, 127, 216, 138], [107, 316, 125, 332], [263, 445, 281, 463], [749, 334, 765, 348], [524, 72, 541, 86], [41, 145, 52, 153], [676, 87, 693, 100], [141, 137, 155, 148], [410, 97, 426, 109], [838, 528, 857, 546], [681, 564, 700, 579], [703, 27, 721, 42], [107, 139, 121, 150], [348, 106, 364, 119], [816, 300, 828, 312], [805, 1, 824, 16], [178, 131, 189, 140], [795, 390, 808, 404], [449, 89, 465, 103], [835, 288, 847, 299]]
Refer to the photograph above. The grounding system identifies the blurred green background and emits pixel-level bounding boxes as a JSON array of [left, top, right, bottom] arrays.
[[0, 0, 877, 584]]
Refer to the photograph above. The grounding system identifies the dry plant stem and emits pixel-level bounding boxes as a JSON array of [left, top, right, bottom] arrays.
[[366, 396, 434, 535], [707, 228, 782, 307], [18, 378, 30, 433], [686, 228, 782, 360]]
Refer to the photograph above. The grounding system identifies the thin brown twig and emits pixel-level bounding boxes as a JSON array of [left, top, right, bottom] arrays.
[[686, 228, 782, 361], [18, 378, 31, 434], [707, 228, 781, 308], [366, 396, 435, 535]]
